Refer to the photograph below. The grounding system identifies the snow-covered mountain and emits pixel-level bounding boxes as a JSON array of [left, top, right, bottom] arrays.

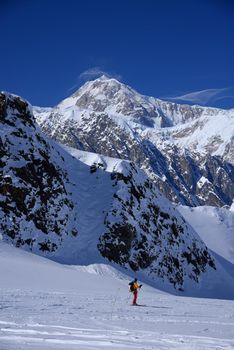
[[34, 76, 234, 207], [2, 91, 233, 296], [178, 205, 234, 265]]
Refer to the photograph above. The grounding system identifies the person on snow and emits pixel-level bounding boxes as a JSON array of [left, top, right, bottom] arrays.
[[129, 278, 142, 305]]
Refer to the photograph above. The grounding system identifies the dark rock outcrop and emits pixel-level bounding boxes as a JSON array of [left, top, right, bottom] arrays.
[[0, 93, 78, 253]]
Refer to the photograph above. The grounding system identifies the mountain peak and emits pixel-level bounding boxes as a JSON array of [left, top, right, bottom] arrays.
[[69, 74, 125, 102], [83, 74, 124, 91], [98, 74, 110, 80], [61, 76, 165, 127], [96, 74, 119, 82]]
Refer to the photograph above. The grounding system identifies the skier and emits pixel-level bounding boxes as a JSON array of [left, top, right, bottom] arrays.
[[129, 278, 142, 305]]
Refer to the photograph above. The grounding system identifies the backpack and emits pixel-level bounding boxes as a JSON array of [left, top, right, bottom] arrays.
[[129, 281, 134, 292]]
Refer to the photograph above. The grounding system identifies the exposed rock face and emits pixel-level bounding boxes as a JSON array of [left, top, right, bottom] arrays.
[[97, 161, 215, 290], [144, 144, 234, 207], [0, 93, 78, 254], [34, 77, 234, 206]]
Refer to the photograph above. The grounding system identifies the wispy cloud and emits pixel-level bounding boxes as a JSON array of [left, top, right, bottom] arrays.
[[68, 67, 122, 93], [79, 67, 122, 82], [162, 86, 234, 106]]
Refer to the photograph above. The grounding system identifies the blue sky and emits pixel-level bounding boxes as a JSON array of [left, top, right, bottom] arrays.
[[1, 0, 234, 108]]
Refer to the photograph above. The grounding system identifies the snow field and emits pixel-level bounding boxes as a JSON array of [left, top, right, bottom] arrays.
[[1, 289, 234, 350], [0, 242, 234, 350], [178, 205, 234, 264]]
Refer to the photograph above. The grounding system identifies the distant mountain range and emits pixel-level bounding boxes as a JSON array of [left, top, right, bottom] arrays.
[[34, 76, 234, 207], [2, 91, 234, 296]]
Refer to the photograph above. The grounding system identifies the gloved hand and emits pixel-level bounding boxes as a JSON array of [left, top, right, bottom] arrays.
[[139, 284, 142, 288]]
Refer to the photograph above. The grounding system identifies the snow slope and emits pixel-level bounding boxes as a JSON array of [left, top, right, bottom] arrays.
[[178, 205, 234, 265], [0, 241, 126, 292], [0, 241, 234, 350]]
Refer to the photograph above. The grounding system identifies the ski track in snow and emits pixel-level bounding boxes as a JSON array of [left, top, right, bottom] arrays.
[[0, 289, 234, 350]]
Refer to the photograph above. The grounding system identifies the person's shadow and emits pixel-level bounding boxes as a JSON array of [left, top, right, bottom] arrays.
[[136, 305, 172, 309]]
